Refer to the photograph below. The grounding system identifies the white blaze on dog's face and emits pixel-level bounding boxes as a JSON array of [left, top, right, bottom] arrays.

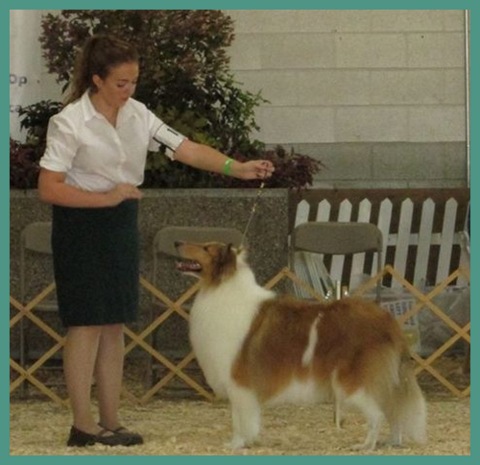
[[176, 242, 240, 287]]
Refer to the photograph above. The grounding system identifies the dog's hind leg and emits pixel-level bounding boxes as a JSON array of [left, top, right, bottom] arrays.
[[384, 363, 427, 447], [331, 373, 346, 430], [334, 399, 345, 429], [346, 390, 384, 451], [228, 385, 261, 449]]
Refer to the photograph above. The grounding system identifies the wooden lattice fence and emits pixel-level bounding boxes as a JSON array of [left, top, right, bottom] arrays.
[[10, 188, 470, 405]]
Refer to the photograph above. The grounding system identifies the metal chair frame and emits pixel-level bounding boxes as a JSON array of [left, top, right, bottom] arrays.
[[289, 221, 384, 301]]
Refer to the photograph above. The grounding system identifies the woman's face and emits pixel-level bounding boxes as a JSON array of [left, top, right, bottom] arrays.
[[92, 61, 139, 108]]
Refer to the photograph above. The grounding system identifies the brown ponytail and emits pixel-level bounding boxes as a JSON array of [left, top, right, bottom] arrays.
[[65, 34, 139, 105]]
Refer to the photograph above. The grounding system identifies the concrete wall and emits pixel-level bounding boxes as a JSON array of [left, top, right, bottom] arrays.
[[224, 10, 468, 188], [10, 189, 290, 297], [10, 189, 290, 356]]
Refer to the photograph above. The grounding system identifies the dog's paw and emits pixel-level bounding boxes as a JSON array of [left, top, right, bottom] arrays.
[[228, 436, 260, 450], [351, 442, 376, 452], [335, 418, 346, 430], [228, 437, 247, 450], [379, 440, 405, 449]]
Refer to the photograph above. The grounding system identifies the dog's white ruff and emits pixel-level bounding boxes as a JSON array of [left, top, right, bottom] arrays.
[[189, 253, 274, 399]]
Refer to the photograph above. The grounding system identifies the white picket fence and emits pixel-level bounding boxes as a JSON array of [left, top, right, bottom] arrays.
[[290, 190, 470, 293]]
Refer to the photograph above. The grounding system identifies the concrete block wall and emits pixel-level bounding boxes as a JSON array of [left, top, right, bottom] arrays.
[[224, 10, 468, 188], [10, 189, 291, 356]]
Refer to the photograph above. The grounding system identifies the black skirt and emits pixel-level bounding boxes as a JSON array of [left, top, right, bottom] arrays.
[[51, 200, 139, 327]]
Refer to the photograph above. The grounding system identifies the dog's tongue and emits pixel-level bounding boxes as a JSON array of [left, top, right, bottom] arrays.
[[176, 261, 202, 272]]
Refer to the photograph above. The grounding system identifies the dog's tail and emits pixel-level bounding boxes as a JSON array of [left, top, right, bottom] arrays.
[[386, 354, 427, 445]]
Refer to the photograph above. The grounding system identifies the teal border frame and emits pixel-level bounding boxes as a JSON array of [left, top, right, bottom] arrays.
[[3, 1, 477, 464]]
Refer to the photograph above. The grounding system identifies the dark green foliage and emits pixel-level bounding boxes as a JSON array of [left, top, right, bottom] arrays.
[[10, 100, 63, 189], [10, 138, 40, 189], [18, 100, 64, 148]]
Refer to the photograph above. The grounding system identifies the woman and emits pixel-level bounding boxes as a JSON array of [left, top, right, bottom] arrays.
[[38, 34, 274, 447]]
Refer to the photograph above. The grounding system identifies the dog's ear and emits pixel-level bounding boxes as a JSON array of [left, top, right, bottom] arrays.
[[213, 243, 231, 267], [219, 243, 233, 261], [237, 244, 248, 260]]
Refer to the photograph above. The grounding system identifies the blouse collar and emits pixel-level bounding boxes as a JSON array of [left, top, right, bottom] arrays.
[[80, 90, 136, 125]]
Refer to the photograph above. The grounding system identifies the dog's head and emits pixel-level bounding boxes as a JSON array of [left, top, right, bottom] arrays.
[[175, 241, 245, 287]]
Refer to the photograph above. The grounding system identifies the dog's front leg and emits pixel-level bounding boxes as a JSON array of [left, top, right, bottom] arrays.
[[228, 385, 261, 449]]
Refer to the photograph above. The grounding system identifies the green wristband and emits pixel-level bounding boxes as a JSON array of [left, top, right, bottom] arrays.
[[223, 158, 234, 176]]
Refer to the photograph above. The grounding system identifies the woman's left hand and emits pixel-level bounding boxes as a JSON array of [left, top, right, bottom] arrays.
[[239, 160, 275, 180]]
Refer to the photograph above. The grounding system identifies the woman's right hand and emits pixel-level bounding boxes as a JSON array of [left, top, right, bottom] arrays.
[[38, 169, 143, 208], [107, 183, 143, 206]]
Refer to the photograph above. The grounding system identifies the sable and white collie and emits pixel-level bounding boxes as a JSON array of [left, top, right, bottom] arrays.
[[175, 241, 427, 450]]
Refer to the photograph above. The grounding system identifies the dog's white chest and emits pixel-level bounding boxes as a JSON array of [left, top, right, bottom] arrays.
[[189, 269, 273, 397]]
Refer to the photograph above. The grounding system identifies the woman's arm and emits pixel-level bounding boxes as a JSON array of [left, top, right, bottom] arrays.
[[173, 140, 274, 180], [38, 169, 142, 208]]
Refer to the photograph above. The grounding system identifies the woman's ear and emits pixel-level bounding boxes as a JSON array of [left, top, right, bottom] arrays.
[[91, 74, 102, 91]]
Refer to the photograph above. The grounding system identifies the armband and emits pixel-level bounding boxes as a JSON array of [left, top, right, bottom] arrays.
[[153, 124, 186, 153]]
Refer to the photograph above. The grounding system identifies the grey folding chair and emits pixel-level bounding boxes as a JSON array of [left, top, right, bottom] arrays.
[[289, 221, 384, 301], [18, 221, 59, 391]]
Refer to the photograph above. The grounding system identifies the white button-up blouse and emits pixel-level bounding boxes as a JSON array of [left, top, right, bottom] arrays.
[[40, 91, 186, 192]]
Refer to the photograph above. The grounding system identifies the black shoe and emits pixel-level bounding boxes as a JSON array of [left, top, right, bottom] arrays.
[[67, 426, 140, 447], [99, 425, 144, 446]]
